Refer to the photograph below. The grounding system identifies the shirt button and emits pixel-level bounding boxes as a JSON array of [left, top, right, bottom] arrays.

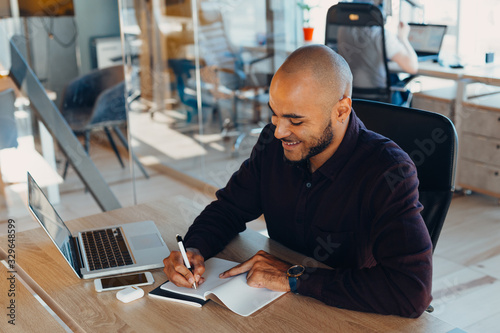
[[306, 182, 312, 188]]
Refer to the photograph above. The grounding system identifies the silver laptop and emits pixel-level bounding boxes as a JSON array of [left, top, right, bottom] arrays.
[[27, 172, 170, 279], [408, 23, 447, 62]]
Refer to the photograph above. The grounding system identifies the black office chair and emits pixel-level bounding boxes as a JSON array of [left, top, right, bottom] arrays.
[[326, 2, 412, 105], [60, 65, 148, 179], [353, 99, 457, 251]]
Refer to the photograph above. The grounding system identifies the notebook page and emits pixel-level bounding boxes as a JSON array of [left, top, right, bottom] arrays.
[[207, 274, 286, 317]]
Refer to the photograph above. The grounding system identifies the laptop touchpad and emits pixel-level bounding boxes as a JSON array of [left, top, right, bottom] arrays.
[[129, 234, 163, 250]]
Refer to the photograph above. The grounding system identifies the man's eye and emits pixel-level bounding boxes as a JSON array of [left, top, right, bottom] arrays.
[[290, 120, 303, 126]]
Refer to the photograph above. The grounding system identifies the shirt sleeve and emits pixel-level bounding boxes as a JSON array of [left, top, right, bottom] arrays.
[[183, 126, 272, 259], [296, 160, 433, 318], [385, 29, 405, 60]]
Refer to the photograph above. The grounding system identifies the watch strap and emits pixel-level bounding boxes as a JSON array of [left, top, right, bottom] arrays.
[[288, 275, 299, 293]]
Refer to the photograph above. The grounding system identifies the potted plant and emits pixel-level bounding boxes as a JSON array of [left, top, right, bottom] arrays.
[[297, 1, 317, 42]]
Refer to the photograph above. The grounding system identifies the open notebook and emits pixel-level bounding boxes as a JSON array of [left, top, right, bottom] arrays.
[[149, 258, 286, 317]]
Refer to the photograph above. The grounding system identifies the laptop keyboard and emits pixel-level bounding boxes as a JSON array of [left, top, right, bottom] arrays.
[[81, 228, 134, 271]]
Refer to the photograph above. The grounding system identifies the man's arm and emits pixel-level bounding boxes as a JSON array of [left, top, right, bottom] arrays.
[[183, 126, 273, 259], [164, 126, 273, 288]]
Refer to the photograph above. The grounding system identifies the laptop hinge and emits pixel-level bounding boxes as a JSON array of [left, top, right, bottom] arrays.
[[71, 236, 84, 278]]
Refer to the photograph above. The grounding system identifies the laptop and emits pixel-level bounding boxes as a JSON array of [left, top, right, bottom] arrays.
[[27, 172, 170, 279], [408, 23, 447, 62]]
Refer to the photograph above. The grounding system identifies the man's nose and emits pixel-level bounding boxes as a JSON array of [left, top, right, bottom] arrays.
[[273, 118, 291, 140]]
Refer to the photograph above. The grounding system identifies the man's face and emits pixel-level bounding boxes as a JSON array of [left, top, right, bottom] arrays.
[[274, 113, 334, 166], [269, 71, 339, 166]]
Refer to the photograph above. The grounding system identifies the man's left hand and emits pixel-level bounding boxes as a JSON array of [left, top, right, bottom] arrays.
[[219, 250, 291, 292]]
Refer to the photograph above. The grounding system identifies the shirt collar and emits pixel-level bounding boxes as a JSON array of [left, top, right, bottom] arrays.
[[315, 109, 361, 180]]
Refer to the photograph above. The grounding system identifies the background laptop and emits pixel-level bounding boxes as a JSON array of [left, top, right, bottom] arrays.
[[27, 172, 170, 279], [408, 23, 447, 61]]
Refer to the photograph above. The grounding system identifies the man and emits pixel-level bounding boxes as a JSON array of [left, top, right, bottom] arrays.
[[163, 45, 432, 317]]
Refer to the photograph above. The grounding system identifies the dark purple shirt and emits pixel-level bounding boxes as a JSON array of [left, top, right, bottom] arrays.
[[184, 110, 432, 317]]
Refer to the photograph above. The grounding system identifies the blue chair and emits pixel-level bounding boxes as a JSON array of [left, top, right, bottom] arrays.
[[168, 58, 214, 124], [60, 66, 148, 179], [0, 89, 18, 150]]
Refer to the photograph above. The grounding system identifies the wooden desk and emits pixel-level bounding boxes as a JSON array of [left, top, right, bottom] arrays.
[[0, 198, 457, 332], [0, 258, 66, 332], [462, 65, 500, 90]]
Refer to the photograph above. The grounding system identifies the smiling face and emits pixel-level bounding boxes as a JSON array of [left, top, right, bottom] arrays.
[[268, 45, 353, 172], [269, 69, 346, 172], [269, 72, 336, 166]]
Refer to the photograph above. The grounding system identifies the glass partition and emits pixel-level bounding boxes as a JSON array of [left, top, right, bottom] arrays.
[[0, 0, 305, 229], [119, 0, 302, 203], [0, 2, 133, 230]]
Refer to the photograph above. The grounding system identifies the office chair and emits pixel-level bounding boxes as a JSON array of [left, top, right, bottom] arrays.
[[0, 88, 18, 206], [60, 66, 148, 179], [326, 2, 413, 105], [353, 99, 457, 313], [0, 88, 18, 150], [168, 58, 215, 125], [353, 99, 457, 252], [197, 3, 273, 154]]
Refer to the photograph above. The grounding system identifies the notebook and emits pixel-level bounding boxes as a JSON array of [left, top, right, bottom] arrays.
[[408, 23, 447, 61], [27, 172, 170, 279], [149, 257, 286, 317]]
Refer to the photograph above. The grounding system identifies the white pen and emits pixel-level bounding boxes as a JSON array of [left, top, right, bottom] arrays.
[[176, 234, 197, 289]]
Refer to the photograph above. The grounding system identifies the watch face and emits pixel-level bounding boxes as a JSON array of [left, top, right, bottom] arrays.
[[288, 265, 305, 277]]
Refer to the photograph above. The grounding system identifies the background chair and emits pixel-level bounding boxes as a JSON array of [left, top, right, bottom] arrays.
[[326, 2, 413, 105], [196, 2, 273, 153], [0, 88, 18, 150], [352, 99, 457, 252], [0, 88, 18, 207], [60, 65, 148, 179], [168, 58, 215, 125]]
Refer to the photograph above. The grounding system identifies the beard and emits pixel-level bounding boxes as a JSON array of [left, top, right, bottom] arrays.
[[283, 119, 334, 168]]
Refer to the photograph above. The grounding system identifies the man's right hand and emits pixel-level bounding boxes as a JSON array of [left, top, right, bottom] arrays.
[[163, 248, 206, 288]]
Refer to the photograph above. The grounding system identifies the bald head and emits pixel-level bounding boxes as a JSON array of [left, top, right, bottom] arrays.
[[273, 45, 353, 108]]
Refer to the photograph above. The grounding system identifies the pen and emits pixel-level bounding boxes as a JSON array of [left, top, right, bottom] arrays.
[[176, 234, 197, 289]]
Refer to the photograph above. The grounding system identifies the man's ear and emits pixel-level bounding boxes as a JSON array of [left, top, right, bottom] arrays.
[[336, 97, 352, 124]]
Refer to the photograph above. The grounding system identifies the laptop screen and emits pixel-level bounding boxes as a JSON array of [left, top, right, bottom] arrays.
[[408, 23, 447, 54], [27, 173, 80, 272]]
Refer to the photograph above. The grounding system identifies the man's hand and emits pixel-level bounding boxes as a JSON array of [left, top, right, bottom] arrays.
[[219, 250, 291, 292], [163, 248, 205, 288]]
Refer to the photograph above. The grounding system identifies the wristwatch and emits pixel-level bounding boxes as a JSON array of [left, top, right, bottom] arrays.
[[287, 264, 305, 293]]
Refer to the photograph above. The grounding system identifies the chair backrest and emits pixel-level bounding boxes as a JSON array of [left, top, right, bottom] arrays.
[[90, 81, 127, 126], [326, 2, 391, 102], [0, 88, 18, 149], [60, 65, 124, 131], [352, 99, 458, 251], [168, 58, 197, 106], [197, 4, 245, 91]]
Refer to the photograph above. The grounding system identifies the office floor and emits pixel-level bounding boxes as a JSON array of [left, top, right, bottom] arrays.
[[1, 110, 500, 332]]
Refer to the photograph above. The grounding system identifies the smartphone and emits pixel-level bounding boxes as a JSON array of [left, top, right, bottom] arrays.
[[94, 272, 154, 292]]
